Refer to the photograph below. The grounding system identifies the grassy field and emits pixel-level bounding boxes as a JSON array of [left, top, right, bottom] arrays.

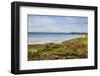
[[28, 37, 88, 61]]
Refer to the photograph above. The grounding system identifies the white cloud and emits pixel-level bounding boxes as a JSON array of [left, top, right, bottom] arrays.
[[28, 15, 88, 33], [28, 16, 66, 32]]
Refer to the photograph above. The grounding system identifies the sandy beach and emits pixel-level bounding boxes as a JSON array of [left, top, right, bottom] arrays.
[[28, 37, 81, 45]]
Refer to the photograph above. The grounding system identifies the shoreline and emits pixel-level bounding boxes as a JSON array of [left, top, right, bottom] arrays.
[[28, 37, 81, 45], [28, 40, 64, 45]]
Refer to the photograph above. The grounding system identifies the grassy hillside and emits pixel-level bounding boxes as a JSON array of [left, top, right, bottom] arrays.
[[28, 37, 88, 61]]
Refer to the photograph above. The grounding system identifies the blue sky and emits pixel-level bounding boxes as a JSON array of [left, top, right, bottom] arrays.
[[27, 15, 88, 33]]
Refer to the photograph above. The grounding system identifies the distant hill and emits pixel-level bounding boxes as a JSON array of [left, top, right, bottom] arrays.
[[28, 32, 87, 34]]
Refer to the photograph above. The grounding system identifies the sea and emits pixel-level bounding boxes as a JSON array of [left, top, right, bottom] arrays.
[[28, 32, 82, 44]]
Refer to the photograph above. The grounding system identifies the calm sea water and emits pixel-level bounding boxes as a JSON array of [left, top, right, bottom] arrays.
[[28, 33, 81, 44]]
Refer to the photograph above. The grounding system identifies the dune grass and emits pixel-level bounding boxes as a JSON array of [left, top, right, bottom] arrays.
[[28, 37, 88, 61]]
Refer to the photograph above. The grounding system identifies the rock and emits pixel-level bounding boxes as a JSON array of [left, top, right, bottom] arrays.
[[32, 49, 37, 53]]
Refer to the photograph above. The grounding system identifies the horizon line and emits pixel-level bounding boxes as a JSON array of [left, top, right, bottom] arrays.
[[28, 32, 88, 34]]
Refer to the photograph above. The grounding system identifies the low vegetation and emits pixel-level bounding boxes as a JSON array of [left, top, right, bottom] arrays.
[[28, 37, 88, 61]]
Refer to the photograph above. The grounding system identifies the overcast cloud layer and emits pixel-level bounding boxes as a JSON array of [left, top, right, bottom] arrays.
[[28, 15, 88, 33]]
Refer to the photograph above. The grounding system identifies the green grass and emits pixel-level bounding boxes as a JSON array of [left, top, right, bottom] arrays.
[[28, 37, 88, 61]]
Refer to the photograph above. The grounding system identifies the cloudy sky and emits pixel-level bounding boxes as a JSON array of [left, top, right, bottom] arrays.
[[27, 15, 88, 33]]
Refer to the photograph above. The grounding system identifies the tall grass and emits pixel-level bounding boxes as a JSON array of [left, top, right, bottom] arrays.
[[28, 37, 88, 61]]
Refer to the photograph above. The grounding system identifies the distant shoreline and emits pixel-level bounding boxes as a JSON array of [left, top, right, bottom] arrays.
[[28, 32, 88, 34]]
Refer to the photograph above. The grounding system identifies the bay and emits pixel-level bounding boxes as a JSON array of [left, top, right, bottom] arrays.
[[28, 32, 82, 44]]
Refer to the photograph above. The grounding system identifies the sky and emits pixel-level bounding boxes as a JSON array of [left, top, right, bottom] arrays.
[[27, 15, 88, 33]]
